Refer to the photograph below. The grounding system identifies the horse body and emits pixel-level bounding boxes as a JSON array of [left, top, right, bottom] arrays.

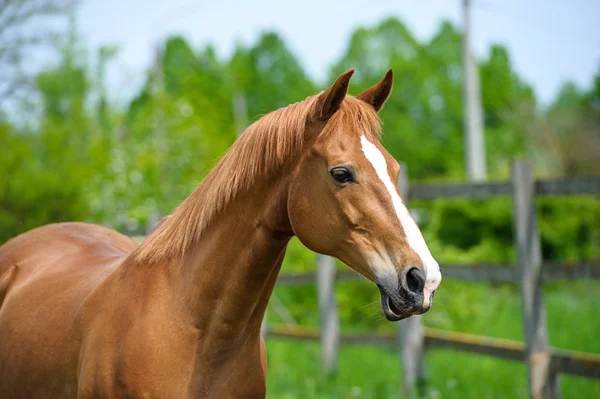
[[0, 222, 276, 398], [0, 69, 442, 398], [0, 223, 134, 398], [0, 206, 282, 398]]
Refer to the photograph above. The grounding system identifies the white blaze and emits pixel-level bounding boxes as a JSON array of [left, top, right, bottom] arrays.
[[360, 135, 442, 299]]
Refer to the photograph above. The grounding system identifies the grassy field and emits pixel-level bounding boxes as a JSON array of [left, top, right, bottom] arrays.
[[264, 279, 600, 398]]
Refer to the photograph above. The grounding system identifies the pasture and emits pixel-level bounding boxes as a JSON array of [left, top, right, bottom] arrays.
[[265, 278, 600, 398]]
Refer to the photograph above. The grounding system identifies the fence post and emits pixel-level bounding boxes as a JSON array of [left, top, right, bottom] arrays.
[[317, 253, 339, 375], [397, 163, 427, 395], [400, 315, 426, 395], [512, 160, 559, 399]]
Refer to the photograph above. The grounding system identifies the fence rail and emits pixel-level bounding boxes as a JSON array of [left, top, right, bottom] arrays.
[[264, 162, 600, 399], [276, 260, 600, 285], [266, 326, 600, 380], [409, 176, 600, 200]]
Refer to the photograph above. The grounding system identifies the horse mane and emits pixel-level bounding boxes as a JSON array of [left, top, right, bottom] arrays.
[[133, 94, 382, 264]]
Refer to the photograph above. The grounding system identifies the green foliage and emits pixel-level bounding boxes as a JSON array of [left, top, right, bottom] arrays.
[[537, 197, 600, 260], [0, 24, 110, 243], [92, 37, 238, 229], [330, 19, 464, 179], [329, 19, 536, 180], [4, 15, 595, 242], [230, 32, 317, 118], [266, 280, 600, 398], [528, 67, 600, 176], [0, 123, 90, 242], [418, 198, 515, 263], [412, 196, 600, 264], [480, 46, 536, 177]]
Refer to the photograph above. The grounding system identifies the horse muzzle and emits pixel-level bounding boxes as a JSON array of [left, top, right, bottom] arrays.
[[377, 267, 437, 322]]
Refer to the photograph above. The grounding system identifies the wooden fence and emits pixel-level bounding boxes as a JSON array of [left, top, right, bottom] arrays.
[[262, 161, 600, 399]]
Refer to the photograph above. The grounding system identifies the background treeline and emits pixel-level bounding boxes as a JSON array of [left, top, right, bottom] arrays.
[[2, 16, 598, 263]]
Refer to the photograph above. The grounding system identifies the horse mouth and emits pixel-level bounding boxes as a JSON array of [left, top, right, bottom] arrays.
[[379, 290, 410, 322]]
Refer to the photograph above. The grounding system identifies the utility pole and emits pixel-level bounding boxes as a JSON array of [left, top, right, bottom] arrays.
[[462, 0, 487, 181], [150, 43, 165, 232], [151, 43, 165, 143], [232, 93, 248, 137]]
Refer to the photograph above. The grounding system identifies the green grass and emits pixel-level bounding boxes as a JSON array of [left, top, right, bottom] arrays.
[[265, 280, 600, 398], [266, 340, 600, 398]]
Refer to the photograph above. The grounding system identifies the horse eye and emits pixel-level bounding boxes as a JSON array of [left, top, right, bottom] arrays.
[[329, 167, 355, 184]]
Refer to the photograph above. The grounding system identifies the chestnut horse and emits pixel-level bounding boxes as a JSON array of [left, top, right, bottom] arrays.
[[0, 69, 441, 398]]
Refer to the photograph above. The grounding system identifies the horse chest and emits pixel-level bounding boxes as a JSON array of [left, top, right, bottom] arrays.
[[187, 359, 267, 399], [79, 350, 265, 398], [79, 321, 265, 399]]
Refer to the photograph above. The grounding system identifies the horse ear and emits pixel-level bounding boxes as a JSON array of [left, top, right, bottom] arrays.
[[356, 69, 393, 112], [315, 68, 354, 120]]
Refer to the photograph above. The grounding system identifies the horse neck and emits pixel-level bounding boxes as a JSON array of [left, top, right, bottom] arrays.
[[173, 172, 293, 344]]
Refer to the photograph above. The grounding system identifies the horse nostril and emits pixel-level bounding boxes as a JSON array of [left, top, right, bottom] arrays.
[[405, 267, 425, 294]]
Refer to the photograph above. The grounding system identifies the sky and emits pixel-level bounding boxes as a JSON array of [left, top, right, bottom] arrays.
[[76, 0, 600, 105]]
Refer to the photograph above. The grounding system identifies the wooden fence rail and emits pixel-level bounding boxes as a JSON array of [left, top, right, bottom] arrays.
[[275, 260, 600, 285], [409, 175, 600, 200], [266, 326, 600, 380], [265, 162, 600, 399]]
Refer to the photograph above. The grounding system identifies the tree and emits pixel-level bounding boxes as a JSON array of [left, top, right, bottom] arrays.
[[0, 18, 99, 243], [479, 45, 536, 177], [0, 0, 74, 106], [229, 31, 317, 120], [95, 36, 239, 230], [109, 32, 318, 229], [330, 18, 456, 178], [529, 78, 600, 176], [330, 18, 538, 179]]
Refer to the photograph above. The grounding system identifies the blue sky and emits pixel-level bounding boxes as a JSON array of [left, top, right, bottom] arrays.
[[77, 0, 599, 105]]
